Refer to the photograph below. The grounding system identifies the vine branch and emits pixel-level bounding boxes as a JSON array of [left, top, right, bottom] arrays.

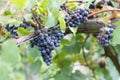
[[88, 9, 120, 18], [15, 18, 120, 46], [16, 32, 37, 46], [68, 0, 82, 2], [82, 34, 89, 66], [104, 46, 120, 74], [82, 34, 96, 79]]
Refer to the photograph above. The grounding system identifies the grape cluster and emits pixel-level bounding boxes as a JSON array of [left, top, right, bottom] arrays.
[[97, 25, 114, 46], [89, 0, 114, 9], [30, 26, 64, 65], [5, 24, 18, 38], [67, 8, 90, 27], [49, 27, 64, 47], [89, 0, 96, 9], [19, 20, 30, 29], [5, 20, 37, 38], [60, 3, 70, 14]]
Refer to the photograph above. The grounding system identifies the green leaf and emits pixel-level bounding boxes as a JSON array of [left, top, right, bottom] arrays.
[[53, 54, 72, 68], [59, 17, 66, 33], [61, 39, 70, 45], [71, 70, 90, 80], [68, 2, 77, 10], [45, 10, 56, 27], [62, 39, 82, 54], [10, 0, 27, 8], [55, 67, 90, 80], [55, 67, 71, 80], [29, 60, 42, 74], [114, 45, 120, 54], [25, 0, 39, 11], [17, 27, 31, 36], [106, 58, 119, 80], [69, 27, 78, 36], [1, 40, 19, 64], [95, 67, 112, 80], [28, 46, 40, 58], [4, 10, 12, 16], [112, 26, 120, 46], [47, 0, 66, 10]]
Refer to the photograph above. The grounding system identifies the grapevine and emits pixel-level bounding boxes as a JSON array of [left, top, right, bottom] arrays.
[[4, 1, 116, 65], [1, 1, 120, 76]]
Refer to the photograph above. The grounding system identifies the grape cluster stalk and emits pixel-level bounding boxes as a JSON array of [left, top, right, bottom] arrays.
[[97, 24, 114, 46], [30, 26, 64, 65]]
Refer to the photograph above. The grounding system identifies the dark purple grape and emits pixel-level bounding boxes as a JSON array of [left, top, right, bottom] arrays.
[[97, 25, 114, 46], [108, 24, 112, 28], [89, 3, 96, 9], [5, 24, 19, 38], [60, 3, 70, 14]]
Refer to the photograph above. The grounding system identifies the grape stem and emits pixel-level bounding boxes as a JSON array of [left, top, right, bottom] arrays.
[[88, 9, 120, 18], [82, 34, 97, 79], [0, 36, 10, 44], [16, 32, 37, 46], [68, 0, 82, 2]]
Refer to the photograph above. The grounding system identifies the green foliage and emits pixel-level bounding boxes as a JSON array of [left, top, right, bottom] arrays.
[[29, 59, 42, 74], [1, 40, 19, 64], [10, 0, 27, 8], [54, 67, 91, 80], [112, 22, 120, 46], [0, 0, 120, 80], [63, 39, 82, 54], [69, 27, 78, 36], [59, 12, 66, 33], [45, 10, 57, 27]]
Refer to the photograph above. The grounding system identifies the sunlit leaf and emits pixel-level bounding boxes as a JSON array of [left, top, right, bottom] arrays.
[[1, 40, 19, 64], [10, 0, 27, 8], [45, 10, 56, 27], [59, 17, 66, 33]]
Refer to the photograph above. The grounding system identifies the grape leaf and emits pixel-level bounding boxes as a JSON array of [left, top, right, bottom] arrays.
[[55, 67, 71, 80], [69, 27, 78, 36], [55, 67, 90, 80], [71, 70, 90, 80], [62, 40, 82, 54], [111, 25, 120, 46], [29, 60, 42, 74], [1, 40, 19, 64], [10, 0, 27, 8], [45, 10, 56, 27], [106, 58, 119, 80], [59, 17, 66, 33]]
